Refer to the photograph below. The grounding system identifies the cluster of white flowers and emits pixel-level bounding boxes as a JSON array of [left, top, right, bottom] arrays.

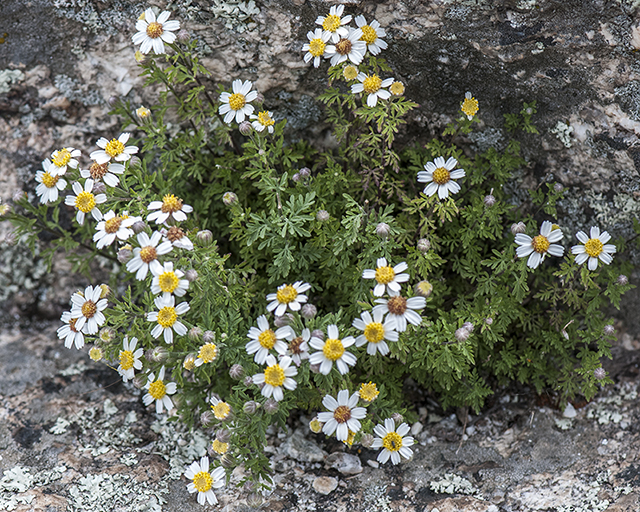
[[218, 79, 276, 134]]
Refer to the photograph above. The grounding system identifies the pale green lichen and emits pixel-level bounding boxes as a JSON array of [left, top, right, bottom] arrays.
[[209, 0, 260, 33], [0, 465, 67, 511], [550, 121, 574, 148], [0, 69, 24, 95], [430, 473, 477, 495], [0, 239, 49, 303]]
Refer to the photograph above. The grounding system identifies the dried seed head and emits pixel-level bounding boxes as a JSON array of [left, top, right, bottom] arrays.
[[417, 238, 431, 253], [376, 222, 391, 238], [196, 229, 213, 246], [185, 269, 198, 282], [511, 222, 526, 235], [316, 210, 330, 222], [229, 364, 245, 380], [360, 433, 375, 448], [243, 400, 258, 414], [617, 275, 628, 286], [264, 398, 279, 414], [455, 327, 470, 342], [223, 191, 238, 206], [188, 326, 203, 341], [117, 247, 133, 263], [301, 304, 317, 319], [483, 194, 496, 207], [593, 367, 606, 380]]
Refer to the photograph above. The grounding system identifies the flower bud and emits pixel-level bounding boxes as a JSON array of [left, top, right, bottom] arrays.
[[264, 398, 279, 414], [12, 190, 25, 203], [417, 238, 431, 253], [376, 222, 391, 238], [415, 280, 433, 298], [189, 326, 203, 341], [255, 92, 265, 104], [108, 96, 120, 108], [223, 191, 238, 206], [455, 327, 470, 342], [117, 247, 133, 263], [511, 222, 526, 235], [221, 453, 235, 468], [274, 314, 292, 327], [134, 50, 146, 63], [136, 106, 151, 121], [203, 330, 215, 343], [343, 65, 358, 80], [243, 376, 254, 388], [246, 493, 262, 508], [316, 210, 330, 222], [0, 203, 10, 216], [239, 121, 252, 135], [216, 428, 231, 444], [177, 29, 190, 42], [243, 400, 258, 414], [301, 304, 317, 319], [485, 317, 494, 325], [361, 433, 375, 448], [299, 167, 311, 178], [3, 231, 17, 246], [309, 417, 323, 433], [462, 322, 474, 333], [229, 364, 244, 380], [183, 353, 197, 370], [311, 329, 324, 340], [391, 412, 403, 425], [92, 181, 107, 195], [129, 156, 142, 167], [132, 220, 146, 234], [197, 229, 213, 246], [553, 183, 563, 192], [243, 481, 255, 493], [185, 269, 198, 282], [603, 325, 615, 335], [593, 367, 606, 380], [389, 81, 405, 96], [98, 327, 115, 342], [617, 275, 628, 286], [309, 363, 321, 374], [292, 172, 301, 182], [200, 410, 216, 427], [89, 346, 103, 361], [132, 375, 147, 389], [150, 346, 169, 363], [484, 194, 496, 207]]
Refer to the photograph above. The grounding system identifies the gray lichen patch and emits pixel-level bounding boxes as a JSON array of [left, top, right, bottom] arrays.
[[0, 69, 24, 95]]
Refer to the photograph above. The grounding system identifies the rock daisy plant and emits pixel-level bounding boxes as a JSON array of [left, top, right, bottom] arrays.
[[2, 3, 636, 503]]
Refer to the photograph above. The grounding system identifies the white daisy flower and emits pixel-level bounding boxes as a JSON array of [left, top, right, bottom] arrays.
[[417, 156, 466, 200], [35, 164, 67, 204], [147, 193, 193, 225], [80, 161, 125, 188], [210, 396, 231, 420], [93, 210, 136, 249], [283, 327, 311, 366], [316, 4, 352, 43], [132, 8, 180, 55], [151, 261, 190, 298], [302, 28, 331, 67], [195, 343, 218, 367], [143, 366, 177, 414], [161, 226, 194, 250], [362, 257, 410, 297], [250, 110, 276, 133], [351, 72, 394, 107], [571, 226, 616, 271], [219, 79, 258, 124], [90, 133, 139, 165], [57, 311, 85, 349], [47, 147, 81, 177], [184, 456, 225, 506], [117, 336, 143, 382], [352, 309, 398, 356], [515, 220, 564, 269], [325, 27, 367, 66], [317, 389, 367, 441], [354, 15, 387, 55], [147, 295, 190, 344], [246, 315, 290, 365], [252, 354, 298, 402], [372, 418, 415, 465], [126, 231, 173, 280], [266, 281, 311, 317], [308, 324, 357, 375], [69, 285, 108, 335], [372, 291, 426, 332], [64, 179, 107, 225], [461, 92, 479, 120]]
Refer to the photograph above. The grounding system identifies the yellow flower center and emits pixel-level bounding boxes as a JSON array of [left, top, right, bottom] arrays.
[[461, 97, 479, 118], [89, 347, 103, 361], [148, 379, 166, 400], [211, 440, 229, 454], [264, 364, 285, 387], [193, 471, 213, 493], [382, 431, 403, 452], [335, 38, 352, 56], [362, 74, 382, 94], [333, 405, 352, 423], [137, 107, 150, 118], [389, 81, 405, 96], [52, 149, 72, 168], [257, 111, 275, 127], [146, 21, 164, 39], [309, 38, 326, 57], [212, 401, 231, 419], [359, 382, 379, 402], [374, 266, 395, 284], [158, 271, 179, 293], [532, 234, 550, 254], [183, 355, 196, 370], [157, 306, 177, 328], [198, 343, 218, 363], [104, 139, 125, 158], [81, 300, 97, 318], [276, 284, 298, 304], [323, 338, 345, 361], [41, 172, 59, 188], [119, 350, 135, 370], [104, 216, 123, 234], [258, 329, 277, 349], [344, 430, 356, 447], [322, 14, 341, 32], [584, 238, 604, 258], [139, 245, 157, 264], [75, 191, 96, 213], [364, 322, 385, 343], [360, 25, 378, 45], [228, 93, 246, 111], [161, 193, 183, 213], [343, 65, 358, 80], [387, 296, 408, 315], [432, 167, 451, 185], [89, 162, 109, 180]]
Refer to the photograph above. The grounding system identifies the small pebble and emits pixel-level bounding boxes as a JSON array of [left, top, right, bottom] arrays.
[[366, 460, 379, 468], [563, 403, 577, 418], [325, 452, 362, 475], [411, 422, 423, 436], [312, 476, 338, 495]]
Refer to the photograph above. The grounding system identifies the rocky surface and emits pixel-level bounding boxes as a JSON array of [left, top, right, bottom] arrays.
[[1, 320, 640, 511]]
